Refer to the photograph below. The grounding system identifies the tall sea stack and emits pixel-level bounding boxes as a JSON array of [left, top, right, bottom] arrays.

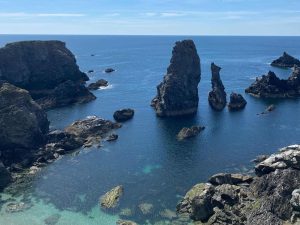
[[208, 63, 227, 111], [151, 40, 201, 117]]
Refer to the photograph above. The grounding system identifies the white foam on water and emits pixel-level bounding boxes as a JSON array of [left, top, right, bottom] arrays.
[[98, 84, 113, 90]]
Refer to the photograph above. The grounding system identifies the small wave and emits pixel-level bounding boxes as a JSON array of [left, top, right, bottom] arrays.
[[98, 84, 113, 90]]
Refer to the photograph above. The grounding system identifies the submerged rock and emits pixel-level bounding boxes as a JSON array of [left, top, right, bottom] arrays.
[[105, 68, 115, 73], [245, 66, 300, 98], [113, 109, 135, 122], [88, 79, 108, 90], [44, 214, 61, 225], [178, 144, 300, 224], [151, 40, 201, 117], [271, 52, 300, 68], [6, 201, 32, 213], [138, 203, 154, 215], [0, 40, 95, 109], [0, 162, 12, 190], [208, 63, 227, 111], [228, 93, 247, 111], [177, 126, 205, 141], [100, 185, 124, 209], [116, 220, 137, 225]]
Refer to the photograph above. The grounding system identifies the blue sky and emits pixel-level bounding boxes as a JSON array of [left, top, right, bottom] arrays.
[[0, 0, 300, 35]]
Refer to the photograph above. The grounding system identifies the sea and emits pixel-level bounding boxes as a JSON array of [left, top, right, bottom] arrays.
[[0, 35, 300, 225]]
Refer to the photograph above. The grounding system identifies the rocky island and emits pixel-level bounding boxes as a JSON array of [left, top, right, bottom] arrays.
[[245, 65, 300, 98], [151, 40, 201, 117], [208, 63, 227, 111], [271, 52, 300, 68], [0, 40, 95, 109]]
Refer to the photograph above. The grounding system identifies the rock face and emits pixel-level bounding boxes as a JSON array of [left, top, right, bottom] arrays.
[[177, 126, 205, 141], [271, 52, 300, 68], [208, 63, 227, 111], [0, 40, 95, 109], [113, 109, 135, 122], [0, 83, 49, 164], [88, 79, 108, 90], [151, 40, 201, 117], [245, 66, 300, 98], [100, 185, 124, 209], [177, 144, 300, 225], [228, 93, 247, 111]]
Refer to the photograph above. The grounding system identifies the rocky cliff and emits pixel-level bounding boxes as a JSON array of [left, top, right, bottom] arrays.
[[151, 40, 201, 117], [208, 63, 227, 111], [245, 66, 300, 98], [177, 144, 300, 225], [0, 40, 95, 109]]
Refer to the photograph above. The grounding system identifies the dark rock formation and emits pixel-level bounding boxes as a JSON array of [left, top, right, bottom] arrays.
[[88, 70, 94, 73], [0, 83, 49, 166], [208, 63, 227, 111], [0, 162, 12, 190], [177, 126, 205, 141], [245, 66, 300, 98], [106, 134, 118, 142], [113, 109, 135, 122], [177, 144, 300, 225], [228, 93, 247, 111], [0, 40, 95, 109], [100, 185, 124, 209], [271, 52, 300, 68], [105, 68, 115, 73], [88, 79, 108, 90], [151, 40, 201, 117]]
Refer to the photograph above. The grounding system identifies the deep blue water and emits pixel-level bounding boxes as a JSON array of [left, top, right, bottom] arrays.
[[0, 35, 300, 224]]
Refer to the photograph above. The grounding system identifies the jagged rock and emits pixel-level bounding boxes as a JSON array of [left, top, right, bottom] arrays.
[[208, 63, 227, 111], [65, 116, 121, 147], [178, 145, 300, 225], [88, 79, 108, 90], [0, 83, 49, 166], [113, 109, 134, 122], [208, 173, 253, 186], [105, 68, 115, 73], [271, 52, 300, 68], [245, 66, 300, 98], [0, 161, 12, 190], [0, 40, 95, 109], [100, 185, 124, 209], [291, 189, 300, 211], [177, 126, 205, 141], [228, 93, 247, 111], [151, 40, 201, 117], [255, 144, 300, 176], [116, 220, 137, 225]]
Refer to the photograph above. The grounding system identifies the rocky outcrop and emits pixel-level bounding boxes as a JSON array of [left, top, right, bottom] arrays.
[[88, 79, 108, 90], [245, 66, 300, 98], [208, 63, 227, 111], [177, 126, 205, 141], [271, 52, 300, 68], [0, 40, 95, 109], [151, 40, 201, 117], [228, 93, 247, 111], [105, 68, 115, 73], [113, 109, 135, 122], [177, 144, 300, 225], [100, 185, 124, 209], [0, 83, 49, 166]]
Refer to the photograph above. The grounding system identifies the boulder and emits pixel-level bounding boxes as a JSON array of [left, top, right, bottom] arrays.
[[0, 40, 95, 109], [208, 63, 227, 111], [100, 185, 124, 209], [113, 109, 134, 122], [0, 83, 49, 165], [208, 173, 253, 186], [271, 52, 300, 68], [88, 79, 108, 90], [177, 126, 205, 141], [245, 66, 300, 98], [228, 93, 247, 111], [291, 189, 300, 211], [151, 40, 201, 117], [105, 68, 115, 73]]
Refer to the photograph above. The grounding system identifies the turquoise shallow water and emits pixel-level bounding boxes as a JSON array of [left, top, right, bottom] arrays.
[[0, 35, 300, 224]]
